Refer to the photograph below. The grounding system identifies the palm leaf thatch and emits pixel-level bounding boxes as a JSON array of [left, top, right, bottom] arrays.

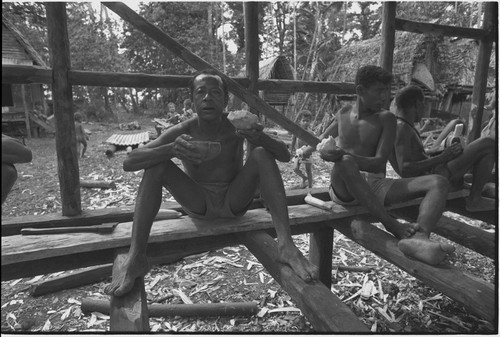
[[239, 56, 294, 105], [324, 31, 495, 95]]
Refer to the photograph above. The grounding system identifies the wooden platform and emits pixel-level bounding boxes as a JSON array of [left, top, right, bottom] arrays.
[[1, 189, 495, 329]]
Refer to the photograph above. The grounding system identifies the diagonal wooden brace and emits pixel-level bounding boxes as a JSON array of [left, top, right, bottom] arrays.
[[103, 2, 320, 148]]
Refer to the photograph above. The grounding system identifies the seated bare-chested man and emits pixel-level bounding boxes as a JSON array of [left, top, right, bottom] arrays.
[[105, 69, 318, 296], [391, 85, 496, 212], [303, 65, 455, 265], [2, 134, 32, 205]]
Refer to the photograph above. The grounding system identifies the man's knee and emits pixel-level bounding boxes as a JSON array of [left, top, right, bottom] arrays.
[[2, 163, 18, 183], [143, 162, 171, 181], [249, 146, 273, 161], [429, 174, 449, 194]]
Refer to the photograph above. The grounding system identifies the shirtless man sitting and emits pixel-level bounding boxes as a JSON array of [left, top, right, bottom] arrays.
[[105, 69, 318, 296], [304, 65, 455, 265], [391, 85, 496, 212]]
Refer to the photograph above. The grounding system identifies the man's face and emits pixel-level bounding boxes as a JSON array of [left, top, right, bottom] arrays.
[[192, 75, 226, 121], [300, 116, 311, 128], [359, 82, 391, 112]]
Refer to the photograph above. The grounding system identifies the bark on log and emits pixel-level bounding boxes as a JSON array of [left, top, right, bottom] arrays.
[[82, 298, 258, 317]]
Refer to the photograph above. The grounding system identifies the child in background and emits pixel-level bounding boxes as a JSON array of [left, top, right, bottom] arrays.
[[291, 110, 314, 189], [182, 99, 194, 120], [74, 112, 88, 158]]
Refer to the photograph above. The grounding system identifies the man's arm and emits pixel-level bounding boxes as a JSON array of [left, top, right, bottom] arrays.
[[2, 135, 32, 164], [394, 124, 461, 178], [123, 123, 192, 171], [238, 126, 291, 162]]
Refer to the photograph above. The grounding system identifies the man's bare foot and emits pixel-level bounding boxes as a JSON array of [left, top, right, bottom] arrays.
[[383, 218, 419, 239], [466, 196, 496, 212], [398, 232, 455, 265], [104, 254, 150, 296], [277, 242, 319, 282]]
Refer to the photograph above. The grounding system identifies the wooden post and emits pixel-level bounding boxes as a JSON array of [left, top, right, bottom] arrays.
[[109, 250, 150, 332], [244, 2, 260, 155], [45, 2, 81, 216], [21, 85, 31, 139], [467, 2, 496, 143], [379, 2, 397, 110], [309, 226, 334, 289]]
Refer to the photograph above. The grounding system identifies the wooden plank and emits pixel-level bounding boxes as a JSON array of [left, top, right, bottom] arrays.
[[309, 226, 334, 289], [109, 251, 149, 332], [445, 197, 497, 225], [390, 207, 495, 259], [103, 2, 319, 147], [331, 218, 495, 322], [395, 18, 489, 40], [238, 230, 369, 332], [45, 2, 81, 216], [3, 65, 356, 95], [1, 190, 475, 280], [1, 188, 327, 236]]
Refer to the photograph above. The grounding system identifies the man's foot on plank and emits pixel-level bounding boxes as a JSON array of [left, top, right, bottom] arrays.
[[398, 232, 455, 265], [277, 242, 319, 282]]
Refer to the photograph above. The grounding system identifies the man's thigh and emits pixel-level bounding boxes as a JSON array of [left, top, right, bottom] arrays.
[[385, 176, 435, 204]]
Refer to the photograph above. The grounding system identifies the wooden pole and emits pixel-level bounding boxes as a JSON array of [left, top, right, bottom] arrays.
[[21, 84, 31, 139], [45, 2, 81, 216], [379, 2, 397, 110], [467, 2, 496, 143], [309, 226, 334, 289], [103, 2, 319, 147], [244, 2, 259, 96]]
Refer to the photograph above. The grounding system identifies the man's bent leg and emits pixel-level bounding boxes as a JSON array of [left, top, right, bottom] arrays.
[[227, 147, 319, 281], [105, 161, 206, 296], [386, 175, 455, 265], [1, 163, 17, 205], [332, 155, 417, 239]]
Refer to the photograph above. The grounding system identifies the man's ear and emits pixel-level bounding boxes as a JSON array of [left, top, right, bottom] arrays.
[[355, 84, 365, 96]]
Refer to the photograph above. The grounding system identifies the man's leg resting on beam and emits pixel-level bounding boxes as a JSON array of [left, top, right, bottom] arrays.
[[227, 147, 319, 282]]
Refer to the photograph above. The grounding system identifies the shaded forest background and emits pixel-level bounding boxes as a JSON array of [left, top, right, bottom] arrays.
[[2, 2, 486, 123]]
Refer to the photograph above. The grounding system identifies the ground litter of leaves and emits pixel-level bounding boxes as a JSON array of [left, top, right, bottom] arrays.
[[1, 115, 496, 333]]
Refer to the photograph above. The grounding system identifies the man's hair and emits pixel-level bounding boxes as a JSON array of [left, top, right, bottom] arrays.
[[355, 65, 393, 88], [298, 110, 312, 120], [395, 85, 425, 111], [189, 68, 229, 106]]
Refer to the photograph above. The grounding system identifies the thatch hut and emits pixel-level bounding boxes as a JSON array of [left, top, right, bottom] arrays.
[[2, 14, 51, 137], [231, 55, 294, 112], [325, 31, 496, 119]]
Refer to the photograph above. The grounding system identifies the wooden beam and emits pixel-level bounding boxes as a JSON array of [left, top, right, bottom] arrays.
[[110, 250, 149, 332], [244, 2, 259, 95], [1, 188, 327, 236], [238, 230, 369, 332], [333, 218, 495, 323], [103, 2, 319, 147], [45, 2, 81, 216], [395, 18, 489, 40], [83, 299, 258, 317], [2, 65, 356, 95], [467, 2, 496, 142], [309, 226, 334, 289], [379, 2, 396, 73]]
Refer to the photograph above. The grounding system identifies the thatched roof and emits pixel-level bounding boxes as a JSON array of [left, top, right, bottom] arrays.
[[325, 31, 496, 93], [2, 14, 47, 67], [239, 56, 294, 105]]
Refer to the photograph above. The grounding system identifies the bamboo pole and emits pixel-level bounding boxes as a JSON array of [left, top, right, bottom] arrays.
[[21, 85, 31, 139], [45, 2, 81, 216]]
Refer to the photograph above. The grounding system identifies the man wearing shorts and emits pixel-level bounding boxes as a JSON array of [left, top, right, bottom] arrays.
[[105, 69, 318, 297], [304, 65, 455, 266]]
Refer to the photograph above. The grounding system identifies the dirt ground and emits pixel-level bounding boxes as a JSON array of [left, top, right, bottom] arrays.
[[1, 113, 496, 333]]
